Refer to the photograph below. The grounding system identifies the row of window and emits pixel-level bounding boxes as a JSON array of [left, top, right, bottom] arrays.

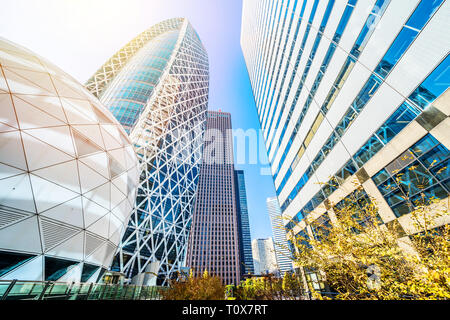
[[261, 0, 300, 135], [266, 0, 340, 154], [260, 0, 318, 142], [279, 0, 444, 212], [254, 0, 280, 107], [275, 0, 391, 190], [271, 0, 361, 187], [286, 54, 449, 231], [373, 134, 449, 217], [258, 0, 289, 121]]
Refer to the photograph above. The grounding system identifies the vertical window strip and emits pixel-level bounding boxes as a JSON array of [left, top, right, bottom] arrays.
[[275, 0, 393, 191], [260, 0, 292, 130], [255, 0, 282, 113]]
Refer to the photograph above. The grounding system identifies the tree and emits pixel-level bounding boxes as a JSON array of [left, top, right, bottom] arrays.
[[160, 269, 225, 300], [288, 182, 449, 300]]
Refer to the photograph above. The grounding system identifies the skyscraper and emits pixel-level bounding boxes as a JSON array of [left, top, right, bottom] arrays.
[[234, 170, 254, 276], [186, 111, 241, 285], [267, 197, 293, 274], [242, 1, 449, 253], [252, 238, 278, 275], [86, 18, 209, 285]]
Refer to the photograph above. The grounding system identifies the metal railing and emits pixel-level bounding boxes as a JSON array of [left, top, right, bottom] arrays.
[[0, 279, 165, 300]]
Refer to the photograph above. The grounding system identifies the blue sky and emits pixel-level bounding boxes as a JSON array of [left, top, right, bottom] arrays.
[[0, 0, 276, 239]]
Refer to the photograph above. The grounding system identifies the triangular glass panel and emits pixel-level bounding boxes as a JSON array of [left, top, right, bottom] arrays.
[[32, 160, 80, 194], [96, 267, 107, 283], [108, 154, 124, 179], [0, 93, 18, 129], [77, 161, 108, 194], [0, 162, 25, 181], [0, 250, 36, 277], [44, 256, 78, 281], [80, 263, 99, 282], [71, 124, 105, 150], [3, 68, 56, 96], [0, 173, 36, 213], [14, 94, 67, 123], [24, 126, 75, 158], [30, 174, 78, 213], [92, 104, 114, 124], [22, 132, 74, 171], [12, 95, 66, 129], [71, 128, 103, 157], [51, 76, 85, 99]]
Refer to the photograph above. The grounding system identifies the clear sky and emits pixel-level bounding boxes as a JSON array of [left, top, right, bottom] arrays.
[[0, 0, 276, 240]]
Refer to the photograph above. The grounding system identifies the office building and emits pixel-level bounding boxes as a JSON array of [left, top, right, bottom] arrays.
[[186, 111, 241, 285], [241, 0, 449, 251], [86, 18, 209, 285], [0, 38, 139, 282], [267, 197, 293, 274], [252, 238, 278, 275], [235, 170, 254, 276]]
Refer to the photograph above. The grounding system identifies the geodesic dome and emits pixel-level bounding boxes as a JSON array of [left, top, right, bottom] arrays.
[[0, 38, 139, 283]]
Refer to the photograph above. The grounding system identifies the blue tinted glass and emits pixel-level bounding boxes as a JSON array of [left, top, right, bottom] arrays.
[[351, 22, 371, 58], [408, 55, 450, 109], [333, 4, 354, 43], [375, 27, 418, 79], [420, 144, 449, 167], [405, 0, 444, 30], [431, 159, 450, 182], [320, 0, 336, 31], [309, 0, 320, 23], [397, 161, 436, 196], [376, 101, 419, 144], [385, 189, 406, 206], [353, 135, 384, 167], [373, 168, 390, 186], [299, 0, 308, 18], [410, 134, 439, 157]]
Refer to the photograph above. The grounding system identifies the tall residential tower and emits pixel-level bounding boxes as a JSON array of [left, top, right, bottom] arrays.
[[86, 18, 209, 285], [242, 1, 449, 252]]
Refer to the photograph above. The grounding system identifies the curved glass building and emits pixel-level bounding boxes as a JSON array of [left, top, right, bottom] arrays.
[[86, 18, 209, 285]]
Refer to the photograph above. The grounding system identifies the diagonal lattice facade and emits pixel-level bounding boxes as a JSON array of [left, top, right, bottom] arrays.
[[85, 18, 209, 286], [85, 18, 184, 99]]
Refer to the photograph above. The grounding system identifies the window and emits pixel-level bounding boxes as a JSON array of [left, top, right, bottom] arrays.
[[0, 251, 36, 277], [373, 134, 449, 217], [45, 257, 78, 281]]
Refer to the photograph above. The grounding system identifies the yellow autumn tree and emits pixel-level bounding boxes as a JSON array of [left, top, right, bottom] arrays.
[[160, 269, 225, 300], [288, 183, 449, 300]]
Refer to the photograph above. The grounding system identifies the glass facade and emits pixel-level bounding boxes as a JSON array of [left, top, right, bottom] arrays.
[[241, 0, 448, 241], [100, 30, 179, 133], [373, 134, 449, 218], [87, 18, 209, 286], [235, 170, 254, 276]]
